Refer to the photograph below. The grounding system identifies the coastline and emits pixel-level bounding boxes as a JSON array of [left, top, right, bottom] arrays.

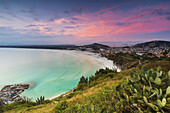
[[0, 48, 121, 72], [46, 50, 121, 100], [48, 89, 75, 100], [48, 93, 65, 100], [71, 50, 121, 72], [0, 48, 121, 100]]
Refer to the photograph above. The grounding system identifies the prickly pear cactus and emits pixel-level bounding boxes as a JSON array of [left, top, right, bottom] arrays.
[[128, 65, 170, 112]]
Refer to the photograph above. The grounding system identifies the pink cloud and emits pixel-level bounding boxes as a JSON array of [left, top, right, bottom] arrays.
[[125, 8, 162, 21], [26, 3, 170, 42], [54, 18, 70, 24]]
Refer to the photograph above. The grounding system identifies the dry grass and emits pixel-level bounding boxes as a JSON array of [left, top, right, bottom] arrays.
[[5, 103, 57, 113], [147, 60, 170, 73], [67, 69, 131, 102]]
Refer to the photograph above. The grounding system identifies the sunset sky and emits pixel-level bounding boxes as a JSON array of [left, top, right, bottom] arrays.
[[0, 0, 170, 45]]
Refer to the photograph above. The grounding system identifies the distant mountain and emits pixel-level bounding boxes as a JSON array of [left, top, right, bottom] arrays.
[[83, 43, 110, 48], [100, 41, 144, 47], [131, 40, 170, 48], [0, 45, 77, 49]]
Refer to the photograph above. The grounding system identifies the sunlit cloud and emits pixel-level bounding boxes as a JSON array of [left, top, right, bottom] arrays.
[[26, 2, 170, 41]]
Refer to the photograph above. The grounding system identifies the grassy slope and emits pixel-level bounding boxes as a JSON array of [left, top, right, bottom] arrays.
[[5, 60, 170, 113]]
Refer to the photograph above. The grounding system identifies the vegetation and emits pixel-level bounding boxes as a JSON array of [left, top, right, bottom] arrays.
[[77, 68, 117, 91], [1, 97, 52, 112], [116, 66, 170, 112], [0, 99, 4, 113], [132, 40, 170, 48], [103, 52, 143, 69], [1, 57, 169, 113], [103, 52, 170, 70], [36, 96, 45, 105], [51, 66, 170, 113]]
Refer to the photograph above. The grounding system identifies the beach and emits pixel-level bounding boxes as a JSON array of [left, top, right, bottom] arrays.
[[69, 50, 121, 72], [0, 48, 121, 100]]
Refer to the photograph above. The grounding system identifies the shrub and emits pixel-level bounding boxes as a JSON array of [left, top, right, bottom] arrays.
[[35, 96, 45, 105], [21, 96, 32, 104], [66, 92, 77, 99], [78, 76, 88, 84], [3, 102, 36, 111], [76, 83, 87, 91], [0, 99, 4, 112], [54, 101, 68, 113], [106, 73, 115, 78], [44, 99, 52, 104], [116, 74, 123, 80], [88, 81, 98, 88]]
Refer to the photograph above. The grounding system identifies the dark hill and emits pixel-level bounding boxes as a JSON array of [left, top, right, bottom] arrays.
[[131, 40, 170, 48], [83, 43, 110, 48]]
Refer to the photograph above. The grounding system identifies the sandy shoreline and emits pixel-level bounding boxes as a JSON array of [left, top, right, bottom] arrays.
[[65, 50, 121, 71], [71, 50, 121, 72], [48, 92, 65, 100]]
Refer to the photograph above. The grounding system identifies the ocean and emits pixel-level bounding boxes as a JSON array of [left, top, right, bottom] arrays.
[[0, 48, 107, 100]]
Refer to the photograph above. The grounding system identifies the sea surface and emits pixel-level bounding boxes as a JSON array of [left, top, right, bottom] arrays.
[[0, 48, 105, 100]]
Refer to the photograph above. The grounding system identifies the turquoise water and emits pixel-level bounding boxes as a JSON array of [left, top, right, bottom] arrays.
[[0, 48, 103, 100]]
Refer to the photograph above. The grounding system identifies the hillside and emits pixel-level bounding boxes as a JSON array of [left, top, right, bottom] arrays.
[[82, 43, 110, 49], [132, 40, 170, 48], [3, 59, 170, 113], [103, 52, 142, 70], [102, 52, 170, 70]]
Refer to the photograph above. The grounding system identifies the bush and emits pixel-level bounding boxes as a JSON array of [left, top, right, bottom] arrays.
[[78, 76, 88, 84], [66, 92, 77, 99], [54, 101, 68, 113], [44, 99, 52, 104], [3, 102, 36, 111], [36, 96, 45, 105], [106, 73, 115, 78], [77, 83, 87, 91], [88, 81, 98, 88], [117, 74, 123, 80]]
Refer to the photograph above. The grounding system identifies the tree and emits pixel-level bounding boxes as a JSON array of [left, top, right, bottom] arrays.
[[79, 76, 88, 84]]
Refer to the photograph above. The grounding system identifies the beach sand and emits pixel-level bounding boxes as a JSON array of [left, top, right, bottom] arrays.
[[64, 50, 121, 71]]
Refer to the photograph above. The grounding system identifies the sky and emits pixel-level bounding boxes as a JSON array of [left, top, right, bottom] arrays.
[[0, 0, 170, 45]]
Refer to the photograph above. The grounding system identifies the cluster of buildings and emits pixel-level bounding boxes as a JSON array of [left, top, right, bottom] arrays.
[[109, 46, 169, 57], [76, 44, 170, 58], [0, 84, 29, 104]]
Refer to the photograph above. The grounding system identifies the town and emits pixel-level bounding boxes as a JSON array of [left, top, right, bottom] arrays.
[[76, 41, 170, 58]]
